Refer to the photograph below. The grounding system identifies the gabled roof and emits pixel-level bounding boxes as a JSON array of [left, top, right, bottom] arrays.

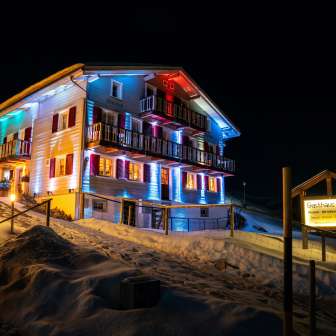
[[0, 64, 84, 113], [291, 169, 336, 197], [0, 64, 240, 137]]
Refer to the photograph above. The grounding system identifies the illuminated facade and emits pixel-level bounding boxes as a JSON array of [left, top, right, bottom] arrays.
[[0, 64, 240, 221]]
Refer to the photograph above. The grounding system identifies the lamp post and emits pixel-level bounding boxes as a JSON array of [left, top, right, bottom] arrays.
[[10, 193, 16, 234], [242, 181, 247, 207]]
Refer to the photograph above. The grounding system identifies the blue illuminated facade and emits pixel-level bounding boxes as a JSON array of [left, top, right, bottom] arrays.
[[83, 65, 239, 212]]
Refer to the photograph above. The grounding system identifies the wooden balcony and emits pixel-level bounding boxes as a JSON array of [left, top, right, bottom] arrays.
[[87, 123, 235, 174], [140, 95, 207, 133], [0, 140, 32, 162]]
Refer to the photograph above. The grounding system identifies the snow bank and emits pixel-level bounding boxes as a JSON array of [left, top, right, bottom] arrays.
[[0, 225, 287, 336], [77, 219, 336, 297]]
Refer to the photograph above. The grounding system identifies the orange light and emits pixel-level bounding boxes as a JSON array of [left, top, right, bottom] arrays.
[[10, 194, 16, 202]]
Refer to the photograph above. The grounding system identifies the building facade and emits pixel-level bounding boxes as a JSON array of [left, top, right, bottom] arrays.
[[0, 64, 240, 226]]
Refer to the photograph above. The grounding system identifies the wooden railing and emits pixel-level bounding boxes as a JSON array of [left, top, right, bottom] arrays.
[[0, 139, 31, 160], [140, 95, 207, 132], [87, 123, 235, 173]]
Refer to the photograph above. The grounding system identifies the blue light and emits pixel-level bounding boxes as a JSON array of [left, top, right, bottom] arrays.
[[87, 100, 94, 125], [219, 176, 225, 203], [125, 112, 132, 130], [200, 173, 206, 204], [172, 167, 182, 202], [148, 163, 160, 201]]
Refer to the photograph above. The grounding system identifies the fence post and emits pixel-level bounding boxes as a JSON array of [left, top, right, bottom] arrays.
[[164, 208, 169, 236], [10, 200, 14, 234], [119, 201, 124, 224], [127, 205, 132, 226], [309, 260, 316, 336], [46, 199, 51, 227], [282, 167, 293, 336], [230, 205, 234, 237], [321, 233, 326, 262]]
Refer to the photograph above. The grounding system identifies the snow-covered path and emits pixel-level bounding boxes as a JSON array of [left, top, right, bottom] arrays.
[[1, 200, 336, 335]]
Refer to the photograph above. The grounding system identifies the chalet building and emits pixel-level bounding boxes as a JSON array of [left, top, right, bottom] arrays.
[[0, 64, 240, 226]]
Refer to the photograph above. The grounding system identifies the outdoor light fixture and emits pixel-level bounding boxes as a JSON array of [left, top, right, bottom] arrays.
[[10, 193, 16, 203], [47, 191, 53, 196], [68, 188, 75, 193]]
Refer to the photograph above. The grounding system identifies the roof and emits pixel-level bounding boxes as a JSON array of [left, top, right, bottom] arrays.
[[0, 63, 239, 135], [0, 63, 84, 113], [291, 169, 336, 197]]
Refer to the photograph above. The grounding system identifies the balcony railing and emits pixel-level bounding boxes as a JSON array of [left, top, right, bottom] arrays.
[[87, 123, 235, 174], [0, 139, 32, 160], [140, 95, 207, 132]]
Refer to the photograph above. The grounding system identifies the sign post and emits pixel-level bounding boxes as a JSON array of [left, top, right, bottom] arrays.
[[283, 167, 293, 336]]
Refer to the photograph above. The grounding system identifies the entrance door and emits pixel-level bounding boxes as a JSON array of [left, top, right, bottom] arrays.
[[161, 167, 170, 201], [122, 200, 136, 226]]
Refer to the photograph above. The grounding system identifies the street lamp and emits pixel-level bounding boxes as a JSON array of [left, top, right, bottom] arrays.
[[10, 193, 16, 233], [242, 181, 247, 207]]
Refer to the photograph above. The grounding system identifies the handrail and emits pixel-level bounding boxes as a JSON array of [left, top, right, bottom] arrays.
[[87, 122, 235, 173], [140, 95, 207, 131], [0, 198, 52, 224], [0, 139, 32, 159]]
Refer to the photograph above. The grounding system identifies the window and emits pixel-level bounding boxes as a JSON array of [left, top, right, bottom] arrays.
[[186, 173, 196, 190], [200, 208, 209, 217], [209, 176, 217, 192], [99, 158, 112, 176], [111, 80, 123, 99], [102, 110, 117, 125], [93, 199, 107, 212], [56, 156, 66, 177], [59, 111, 69, 131], [129, 162, 140, 181]]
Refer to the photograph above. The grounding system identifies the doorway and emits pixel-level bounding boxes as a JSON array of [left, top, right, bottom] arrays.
[[161, 167, 169, 201], [122, 200, 136, 226]]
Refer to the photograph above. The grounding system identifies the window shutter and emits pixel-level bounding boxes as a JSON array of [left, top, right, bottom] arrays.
[[116, 159, 123, 178], [52, 114, 59, 133], [216, 178, 221, 192], [197, 174, 202, 190], [157, 126, 163, 138], [93, 106, 102, 124], [3, 136, 7, 144], [144, 163, 151, 182], [65, 153, 74, 175], [90, 154, 100, 176], [24, 127, 32, 141], [182, 171, 187, 189], [118, 113, 125, 129], [204, 175, 209, 191], [124, 160, 130, 179], [49, 158, 56, 178], [68, 106, 76, 127]]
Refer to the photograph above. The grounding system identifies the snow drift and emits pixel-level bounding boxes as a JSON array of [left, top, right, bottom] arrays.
[[0, 225, 287, 336]]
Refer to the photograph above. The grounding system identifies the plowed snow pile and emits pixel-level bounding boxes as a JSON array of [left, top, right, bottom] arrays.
[[0, 226, 286, 336]]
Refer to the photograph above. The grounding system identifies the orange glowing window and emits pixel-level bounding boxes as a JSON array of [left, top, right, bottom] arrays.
[[186, 173, 196, 190], [129, 162, 140, 181], [209, 177, 217, 192]]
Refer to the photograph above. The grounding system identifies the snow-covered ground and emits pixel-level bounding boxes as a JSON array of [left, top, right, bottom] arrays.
[[0, 200, 336, 335]]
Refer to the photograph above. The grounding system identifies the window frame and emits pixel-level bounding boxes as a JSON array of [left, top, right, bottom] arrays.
[[186, 172, 197, 190], [111, 80, 123, 100], [129, 161, 141, 181], [58, 110, 69, 132], [99, 157, 113, 177], [208, 176, 217, 192], [55, 155, 66, 177]]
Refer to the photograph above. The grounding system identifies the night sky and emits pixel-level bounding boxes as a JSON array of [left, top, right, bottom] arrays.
[[1, 5, 335, 207]]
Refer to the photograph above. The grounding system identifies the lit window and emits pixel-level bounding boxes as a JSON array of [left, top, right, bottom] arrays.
[[59, 111, 69, 131], [209, 176, 217, 192], [99, 158, 112, 176], [56, 157, 66, 177], [186, 173, 196, 190], [129, 162, 140, 181], [111, 80, 123, 99]]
